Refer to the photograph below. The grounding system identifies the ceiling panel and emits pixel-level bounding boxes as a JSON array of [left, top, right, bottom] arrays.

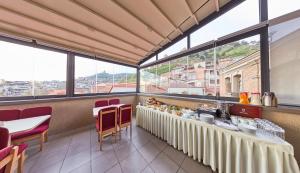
[[0, 0, 232, 65]]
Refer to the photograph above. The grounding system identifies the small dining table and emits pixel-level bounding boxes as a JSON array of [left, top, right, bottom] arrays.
[[1, 115, 51, 146]]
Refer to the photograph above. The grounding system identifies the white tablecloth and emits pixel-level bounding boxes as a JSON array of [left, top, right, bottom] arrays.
[[92, 104, 125, 117], [2, 115, 51, 134], [136, 105, 300, 173]]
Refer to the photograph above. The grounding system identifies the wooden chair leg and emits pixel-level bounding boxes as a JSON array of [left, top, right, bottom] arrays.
[[39, 134, 44, 151], [18, 151, 25, 173], [44, 130, 48, 142], [99, 133, 102, 151]]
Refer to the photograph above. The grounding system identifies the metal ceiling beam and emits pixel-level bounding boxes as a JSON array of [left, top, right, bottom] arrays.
[[69, 0, 158, 48], [23, 0, 151, 53], [149, 0, 183, 35], [183, 0, 199, 25], [0, 5, 144, 58], [0, 19, 138, 63], [110, 0, 170, 44]]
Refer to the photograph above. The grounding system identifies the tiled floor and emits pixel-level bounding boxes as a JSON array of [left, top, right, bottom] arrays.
[[24, 122, 213, 173]]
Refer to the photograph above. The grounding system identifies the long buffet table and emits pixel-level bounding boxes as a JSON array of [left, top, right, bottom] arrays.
[[136, 105, 300, 173]]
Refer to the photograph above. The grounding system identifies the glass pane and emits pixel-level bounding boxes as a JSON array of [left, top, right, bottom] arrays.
[[0, 40, 67, 97], [169, 56, 189, 94], [140, 66, 157, 93], [216, 35, 261, 97], [74, 56, 97, 94], [187, 48, 215, 96], [140, 56, 156, 66], [157, 62, 170, 93], [158, 37, 187, 59], [96, 61, 114, 93], [111, 64, 136, 92], [269, 17, 300, 105], [0, 41, 34, 97], [190, 0, 259, 47], [33, 49, 67, 95], [268, 0, 300, 19]]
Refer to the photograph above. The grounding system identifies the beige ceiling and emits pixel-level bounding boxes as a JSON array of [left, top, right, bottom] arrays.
[[0, 0, 230, 65]]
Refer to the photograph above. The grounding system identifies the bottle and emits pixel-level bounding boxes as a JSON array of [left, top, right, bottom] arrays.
[[262, 92, 272, 106]]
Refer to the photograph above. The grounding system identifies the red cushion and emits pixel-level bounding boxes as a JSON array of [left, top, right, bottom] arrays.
[[0, 109, 20, 121], [21, 107, 52, 118], [0, 146, 12, 173], [118, 104, 132, 125], [0, 127, 9, 150], [95, 100, 108, 107], [96, 107, 116, 132], [108, 99, 120, 105], [11, 124, 49, 140], [17, 144, 27, 155], [21, 107, 52, 127]]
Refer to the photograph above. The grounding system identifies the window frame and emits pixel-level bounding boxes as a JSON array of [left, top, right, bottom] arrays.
[[0, 35, 138, 101]]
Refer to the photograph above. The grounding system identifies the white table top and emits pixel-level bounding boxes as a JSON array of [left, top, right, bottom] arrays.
[[93, 104, 125, 117], [1, 115, 51, 134]]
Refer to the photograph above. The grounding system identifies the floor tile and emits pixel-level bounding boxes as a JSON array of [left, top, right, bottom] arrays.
[[120, 151, 148, 173], [106, 163, 122, 173], [91, 151, 118, 173], [150, 153, 179, 173], [30, 160, 62, 173], [131, 133, 150, 149], [151, 137, 167, 151], [141, 166, 155, 173], [68, 161, 91, 173], [163, 146, 186, 166], [138, 141, 160, 163], [178, 168, 187, 173], [114, 141, 137, 162], [181, 157, 212, 173], [60, 150, 90, 173]]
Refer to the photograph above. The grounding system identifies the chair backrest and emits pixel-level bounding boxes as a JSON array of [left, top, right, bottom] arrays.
[[0, 127, 9, 150], [95, 100, 109, 107], [0, 146, 17, 173], [119, 104, 132, 125], [108, 98, 120, 105], [21, 106, 52, 119], [0, 110, 20, 121], [98, 107, 117, 132]]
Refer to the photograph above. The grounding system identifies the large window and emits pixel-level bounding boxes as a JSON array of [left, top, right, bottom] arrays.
[[217, 35, 261, 97], [268, 0, 300, 19], [75, 56, 136, 94], [0, 40, 67, 97], [269, 16, 300, 105], [140, 35, 261, 98], [190, 0, 259, 47]]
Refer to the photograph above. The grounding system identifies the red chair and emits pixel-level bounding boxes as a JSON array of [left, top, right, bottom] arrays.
[[108, 98, 120, 105], [95, 100, 109, 107], [0, 127, 26, 173], [118, 104, 132, 139], [96, 107, 117, 150], [0, 110, 20, 121], [12, 107, 52, 151], [0, 146, 17, 173]]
